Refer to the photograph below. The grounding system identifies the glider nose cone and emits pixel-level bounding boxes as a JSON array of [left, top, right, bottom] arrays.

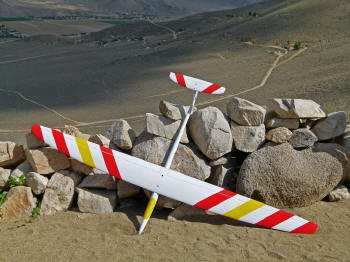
[[31, 124, 44, 141], [292, 222, 318, 234]]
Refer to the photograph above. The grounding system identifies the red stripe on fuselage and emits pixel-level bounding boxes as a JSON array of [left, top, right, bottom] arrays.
[[202, 84, 221, 94], [194, 189, 236, 210], [256, 210, 294, 229], [52, 129, 70, 156], [100, 146, 121, 179], [175, 73, 187, 87]]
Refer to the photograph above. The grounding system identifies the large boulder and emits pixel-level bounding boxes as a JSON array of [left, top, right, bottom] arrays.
[[106, 120, 136, 150], [289, 128, 318, 148], [146, 113, 189, 143], [0, 141, 25, 168], [40, 172, 75, 215], [266, 118, 299, 130], [311, 111, 347, 140], [208, 165, 235, 189], [237, 143, 343, 208], [25, 147, 70, 175], [227, 97, 266, 126], [25, 172, 49, 195], [336, 124, 350, 152], [132, 133, 211, 208], [76, 188, 117, 214], [265, 127, 293, 144], [189, 107, 232, 159], [132, 133, 210, 181], [231, 122, 265, 152], [0, 168, 11, 190], [0, 186, 36, 219], [269, 99, 326, 119], [159, 100, 194, 120], [312, 143, 350, 184]]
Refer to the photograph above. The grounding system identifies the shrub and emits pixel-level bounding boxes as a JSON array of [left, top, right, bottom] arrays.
[[7, 175, 26, 188], [294, 42, 302, 50]]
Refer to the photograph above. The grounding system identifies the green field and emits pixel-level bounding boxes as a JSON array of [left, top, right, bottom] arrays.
[[0, 17, 32, 22], [99, 20, 127, 25]]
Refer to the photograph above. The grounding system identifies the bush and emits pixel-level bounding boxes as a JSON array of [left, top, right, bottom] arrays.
[[7, 175, 26, 188], [294, 42, 302, 50]]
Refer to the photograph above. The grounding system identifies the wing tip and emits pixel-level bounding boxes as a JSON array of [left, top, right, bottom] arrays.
[[292, 221, 318, 234], [31, 124, 44, 141]]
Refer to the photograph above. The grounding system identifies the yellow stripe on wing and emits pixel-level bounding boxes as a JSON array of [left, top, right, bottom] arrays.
[[75, 137, 96, 168], [224, 199, 265, 220]]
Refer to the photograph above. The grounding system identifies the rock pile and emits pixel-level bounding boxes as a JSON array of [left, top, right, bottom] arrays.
[[0, 98, 349, 221]]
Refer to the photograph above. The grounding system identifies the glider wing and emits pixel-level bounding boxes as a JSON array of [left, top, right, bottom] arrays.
[[31, 124, 317, 234]]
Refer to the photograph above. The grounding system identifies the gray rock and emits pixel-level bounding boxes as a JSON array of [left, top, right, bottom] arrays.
[[0, 186, 36, 219], [0, 141, 25, 168], [78, 171, 117, 190], [311, 111, 347, 140], [41, 172, 75, 215], [336, 124, 350, 152], [106, 119, 136, 150], [25, 172, 48, 195], [328, 185, 350, 202], [70, 159, 93, 175], [209, 155, 237, 167], [266, 118, 299, 130], [269, 99, 326, 119], [117, 181, 140, 199], [159, 100, 195, 120], [26, 133, 47, 149], [208, 165, 234, 189], [189, 107, 232, 159], [0, 168, 11, 190], [312, 143, 350, 184], [58, 170, 85, 187], [88, 134, 112, 147], [146, 113, 189, 143], [76, 188, 117, 214], [132, 133, 211, 208], [227, 97, 266, 126], [237, 143, 343, 208], [25, 147, 70, 175], [289, 128, 318, 148], [265, 127, 293, 144], [132, 133, 210, 181], [168, 204, 212, 221], [231, 121, 265, 152], [10, 160, 33, 179]]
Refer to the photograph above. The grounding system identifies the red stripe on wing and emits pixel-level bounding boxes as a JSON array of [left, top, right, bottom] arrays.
[[52, 129, 70, 157], [202, 84, 222, 94], [291, 222, 318, 234], [194, 189, 236, 210], [100, 146, 121, 180], [175, 73, 187, 87], [31, 124, 44, 142], [256, 210, 294, 229]]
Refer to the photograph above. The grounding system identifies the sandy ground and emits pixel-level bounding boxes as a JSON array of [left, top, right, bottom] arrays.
[[0, 197, 349, 262]]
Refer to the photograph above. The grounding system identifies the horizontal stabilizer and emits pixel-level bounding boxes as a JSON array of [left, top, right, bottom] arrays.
[[169, 72, 226, 94]]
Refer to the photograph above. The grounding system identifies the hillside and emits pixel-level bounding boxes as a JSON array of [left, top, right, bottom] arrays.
[[0, 0, 260, 17], [0, 0, 349, 145]]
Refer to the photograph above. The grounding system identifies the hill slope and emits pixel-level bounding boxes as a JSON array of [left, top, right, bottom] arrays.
[[0, 0, 260, 17]]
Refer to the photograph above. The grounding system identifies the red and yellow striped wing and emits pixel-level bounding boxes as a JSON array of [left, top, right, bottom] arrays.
[[32, 125, 317, 234]]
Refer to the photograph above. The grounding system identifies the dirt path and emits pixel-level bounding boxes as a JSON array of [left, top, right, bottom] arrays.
[[148, 20, 177, 40], [0, 42, 306, 134]]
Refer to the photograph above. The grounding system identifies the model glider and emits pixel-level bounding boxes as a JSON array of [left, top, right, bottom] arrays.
[[31, 73, 317, 235]]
